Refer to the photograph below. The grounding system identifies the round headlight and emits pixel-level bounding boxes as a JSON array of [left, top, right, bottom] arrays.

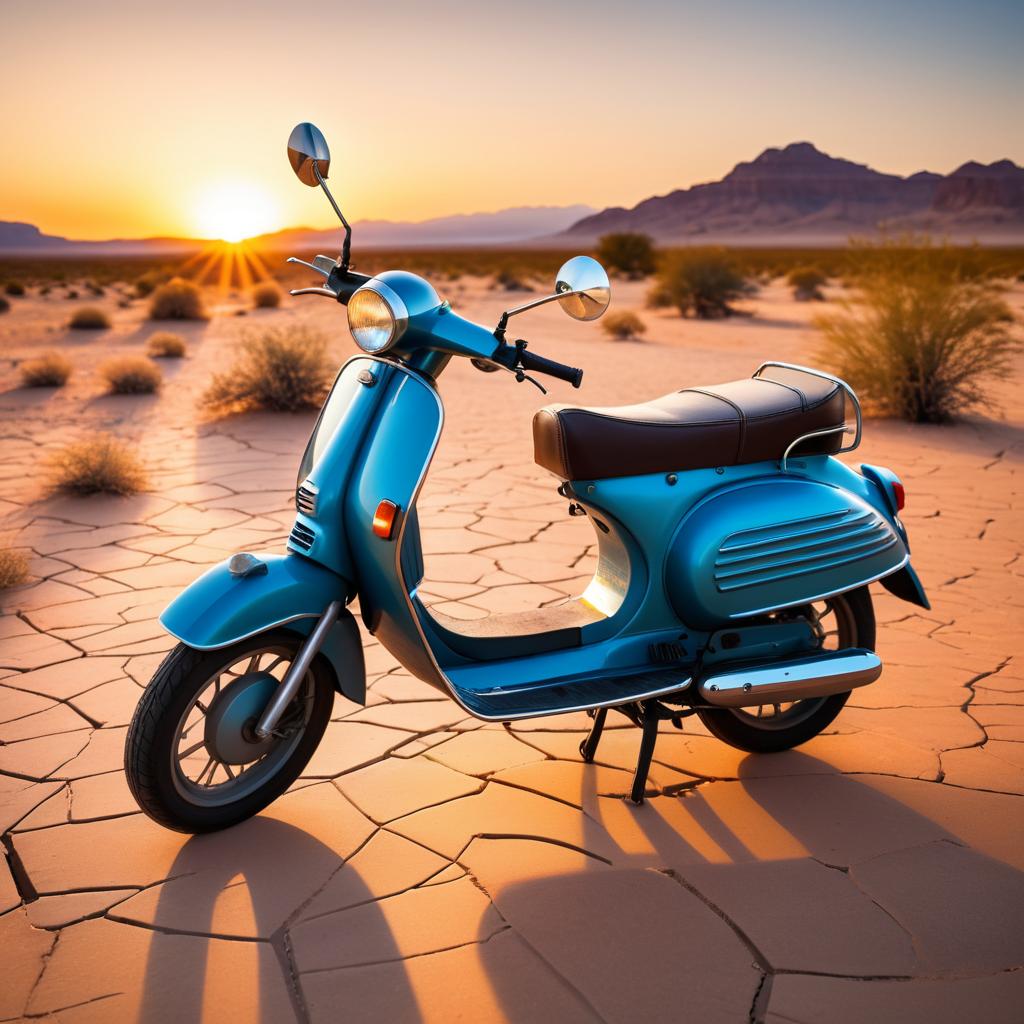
[[347, 283, 407, 353]]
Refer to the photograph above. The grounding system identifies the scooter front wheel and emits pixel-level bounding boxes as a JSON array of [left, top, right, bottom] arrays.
[[124, 629, 334, 833], [695, 587, 875, 754]]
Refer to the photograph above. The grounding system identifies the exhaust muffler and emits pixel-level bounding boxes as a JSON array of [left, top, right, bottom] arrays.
[[697, 648, 882, 708]]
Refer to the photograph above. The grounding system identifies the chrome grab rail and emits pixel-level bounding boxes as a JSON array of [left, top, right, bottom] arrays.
[[753, 361, 863, 472]]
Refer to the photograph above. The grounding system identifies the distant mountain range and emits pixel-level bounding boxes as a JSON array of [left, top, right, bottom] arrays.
[[3, 144, 1023, 255], [561, 143, 1024, 243], [0, 205, 595, 256]]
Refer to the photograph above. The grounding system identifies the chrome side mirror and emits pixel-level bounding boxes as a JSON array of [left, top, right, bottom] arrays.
[[494, 255, 611, 338], [555, 256, 611, 321], [287, 122, 353, 271], [287, 123, 331, 186]]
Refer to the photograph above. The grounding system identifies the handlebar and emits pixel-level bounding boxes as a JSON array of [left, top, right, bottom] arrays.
[[491, 340, 583, 389], [516, 347, 584, 389], [328, 267, 372, 303]]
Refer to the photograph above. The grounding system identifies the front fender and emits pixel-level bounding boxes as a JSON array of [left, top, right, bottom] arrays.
[[160, 552, 365, 704], [161, 552, 350, 647]]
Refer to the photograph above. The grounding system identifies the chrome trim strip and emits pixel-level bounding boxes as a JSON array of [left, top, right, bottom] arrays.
[[461, 674, 694, 723], [350, 280, 409, 352], [161, 612, 319, 650]]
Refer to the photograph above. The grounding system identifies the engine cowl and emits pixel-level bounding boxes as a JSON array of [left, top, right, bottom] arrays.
[[667, 477, 906, 628]]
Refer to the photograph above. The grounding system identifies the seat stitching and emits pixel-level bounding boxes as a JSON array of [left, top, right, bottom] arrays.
[[760, 376, 805, 408], [686, 388, 744, 463], [551, 411, 570, 478]]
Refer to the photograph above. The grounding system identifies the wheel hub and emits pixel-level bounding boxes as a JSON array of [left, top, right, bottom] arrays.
[[203, 672, 280, 765]]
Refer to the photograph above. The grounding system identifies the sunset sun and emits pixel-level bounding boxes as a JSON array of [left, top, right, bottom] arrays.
[[193, 180, 279, 243]]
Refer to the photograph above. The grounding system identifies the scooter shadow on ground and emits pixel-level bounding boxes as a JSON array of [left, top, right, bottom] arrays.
[[476, 750, 1024, 1018], [127, 752, 1024, 1022], [134, 812, 421, 1023]]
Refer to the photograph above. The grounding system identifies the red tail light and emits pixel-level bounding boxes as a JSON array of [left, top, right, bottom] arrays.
[[891, 481, 905, 512]]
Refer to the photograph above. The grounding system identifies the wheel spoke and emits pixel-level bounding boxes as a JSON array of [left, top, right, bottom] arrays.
[[222, 762, 236, 780], [179, 739, 207, 759], [197, 756, 217, 786]]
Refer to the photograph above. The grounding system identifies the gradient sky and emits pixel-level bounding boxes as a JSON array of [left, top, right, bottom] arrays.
[[3, 0, 1022, 240]]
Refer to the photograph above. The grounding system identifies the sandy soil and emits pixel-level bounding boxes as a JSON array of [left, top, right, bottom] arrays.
[[1, 274, 1022, 1022]]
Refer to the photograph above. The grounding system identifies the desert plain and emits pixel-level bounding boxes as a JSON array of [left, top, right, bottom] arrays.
[[1, 268, 1023, 1023]]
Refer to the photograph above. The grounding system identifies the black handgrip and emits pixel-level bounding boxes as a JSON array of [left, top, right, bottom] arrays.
[[517, 349, 584, 388]]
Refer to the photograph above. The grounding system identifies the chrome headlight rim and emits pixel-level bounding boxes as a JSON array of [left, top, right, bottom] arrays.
[[347, 280, 409, 353]]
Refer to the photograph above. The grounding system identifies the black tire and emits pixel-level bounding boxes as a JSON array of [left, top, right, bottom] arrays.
[[124, 629, 334, 833], [695, 587, 875, 754]]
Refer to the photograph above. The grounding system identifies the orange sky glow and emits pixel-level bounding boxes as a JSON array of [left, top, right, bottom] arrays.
[[3, 0, 1021, 241]]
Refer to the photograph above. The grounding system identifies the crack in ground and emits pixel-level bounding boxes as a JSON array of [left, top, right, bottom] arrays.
[[660, 867, 773, 972]]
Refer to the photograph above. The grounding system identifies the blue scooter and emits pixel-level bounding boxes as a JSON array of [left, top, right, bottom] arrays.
[[124, 123, 930, 832]]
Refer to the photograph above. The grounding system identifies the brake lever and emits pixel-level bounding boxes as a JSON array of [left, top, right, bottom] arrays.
[[289, 286, 338, 298], [287, 257, 329, 279], [470, 355, 547, 394], [513, 369, 547, 394]]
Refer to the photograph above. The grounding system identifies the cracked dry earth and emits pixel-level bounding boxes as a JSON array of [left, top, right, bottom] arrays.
[[1, 278, 1022, 1023]]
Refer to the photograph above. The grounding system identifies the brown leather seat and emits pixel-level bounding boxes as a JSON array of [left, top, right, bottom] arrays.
[[533, 365, 847, 481]]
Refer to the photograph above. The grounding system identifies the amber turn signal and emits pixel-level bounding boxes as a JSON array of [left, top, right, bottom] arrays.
[[372, 500, 400, 539]]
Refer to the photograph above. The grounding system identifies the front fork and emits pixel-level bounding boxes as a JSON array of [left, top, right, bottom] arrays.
[[254, 601, 343, 738]]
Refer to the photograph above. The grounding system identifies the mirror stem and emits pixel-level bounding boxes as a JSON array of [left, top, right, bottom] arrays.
[[313, 162, 353, 271], [494, 289, 576, 340]]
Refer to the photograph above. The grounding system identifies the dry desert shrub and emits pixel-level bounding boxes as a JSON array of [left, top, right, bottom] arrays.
[[21, 352, 73, 387], [252, 281, 282, 309], [493, 270, 533, 292], [203, 326, 332, 414], [0, 296, 9, 315], [149, 277, 206, 320], [100, 355, 162, 394], [47, 433, 147, 495], [649, 249, 747, 318], [69, 306, 111, 330], [601, 310, 647, 340], [788, 266, 827, 301], [146, 331, 186, 358], [5, 280, 25, 297], [135, 271, 168, 297], [0, 548, 29, 589], [816, 241, 1019, 423], [597, 233, 656, 279]]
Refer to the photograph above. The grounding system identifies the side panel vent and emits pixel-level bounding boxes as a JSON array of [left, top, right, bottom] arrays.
[[714, 508, 897, 593], [289, 521, 316, 551], [296, 485, 318, 516]]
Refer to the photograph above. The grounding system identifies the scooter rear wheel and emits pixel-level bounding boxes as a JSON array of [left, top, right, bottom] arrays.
[[695, 587, 875, 754], [124, 629, 334, 833]]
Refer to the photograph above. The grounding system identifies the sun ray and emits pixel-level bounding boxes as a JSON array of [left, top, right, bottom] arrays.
[[178, 243, 216, 275], [217, 246, 236, 295], [191, 245, 224, 287], [241, 243, 273, 284], [235, 247, 255, 292]]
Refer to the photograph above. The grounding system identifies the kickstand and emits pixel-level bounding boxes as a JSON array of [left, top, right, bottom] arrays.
[[631, 701, 662, 805], [579, 707, 608, 763]]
